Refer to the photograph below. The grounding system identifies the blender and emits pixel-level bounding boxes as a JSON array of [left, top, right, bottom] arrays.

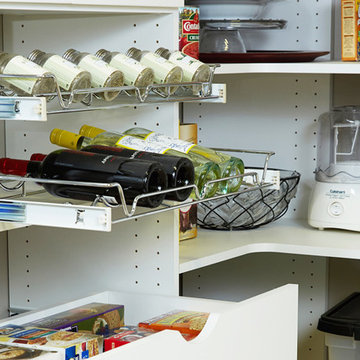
[[308, 106, 360, 231]]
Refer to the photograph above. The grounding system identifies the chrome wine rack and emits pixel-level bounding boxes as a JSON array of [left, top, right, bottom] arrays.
[[0, 149, 277, 231]]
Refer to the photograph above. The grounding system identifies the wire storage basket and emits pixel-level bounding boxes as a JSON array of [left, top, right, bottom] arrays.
[[197, 169, 300, 230]]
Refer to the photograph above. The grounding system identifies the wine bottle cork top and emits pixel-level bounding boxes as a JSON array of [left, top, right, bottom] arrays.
[[50, 128, 82, 150], [79, 124, 106, 138]]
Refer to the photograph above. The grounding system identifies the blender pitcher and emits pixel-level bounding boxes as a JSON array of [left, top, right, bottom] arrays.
[[309, 106, 360, 231]]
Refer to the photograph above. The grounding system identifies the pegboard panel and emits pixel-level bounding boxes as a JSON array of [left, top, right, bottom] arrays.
[[183, 73, 331, 220], [182, 253, 327, 360], [8, 210, 179, 311], [4, 104, 179, 161], [238, 0, 332, 53], [3, 12, 178, 55], [3, 11, 180, 160]]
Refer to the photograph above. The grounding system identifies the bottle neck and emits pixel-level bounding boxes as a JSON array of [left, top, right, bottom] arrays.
[[94, 49, 112, 63], [50, 128, 89, 150], [30, 153, 47, 161], [26, 161, 42, 177], [126, 47, 143, 61], [0, 158, 41, 177], [79, 124, 106, 138], [63, 49, 85, 65], [78, 136, 92, 148], [27, 49, 48, 66], [155, 47, 171, 59]]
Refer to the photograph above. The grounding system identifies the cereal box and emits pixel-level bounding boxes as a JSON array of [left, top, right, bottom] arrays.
[[23, 303, 124, 336], [103, 326, 157, 351], [0, 325, 102, 360], [341, 0, 360, 61], [138, 310, 209, 336], [179, 7, 200, 59], [0, 343, 61, 360]]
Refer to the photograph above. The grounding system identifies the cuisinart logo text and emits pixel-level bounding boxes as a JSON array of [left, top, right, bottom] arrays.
[[326, 188, 349, 199], [330, 190, 346, 194]]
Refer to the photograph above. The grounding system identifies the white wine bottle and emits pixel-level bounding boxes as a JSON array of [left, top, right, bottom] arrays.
[[51, 127, 221, 198], [122, 127, 244, 194]]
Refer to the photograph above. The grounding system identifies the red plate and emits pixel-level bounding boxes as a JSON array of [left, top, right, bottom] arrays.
[[199, 50, 330, 63]]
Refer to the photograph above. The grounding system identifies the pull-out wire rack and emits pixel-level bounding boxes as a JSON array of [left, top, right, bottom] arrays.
[[0, 149, 278, 232], [0, 65, 224, 119]]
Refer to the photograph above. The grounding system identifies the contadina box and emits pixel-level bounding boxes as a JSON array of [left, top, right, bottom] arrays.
[[0, 325, 102, 360], [0, 343, 62, 360], [23, 303, 124, 335]]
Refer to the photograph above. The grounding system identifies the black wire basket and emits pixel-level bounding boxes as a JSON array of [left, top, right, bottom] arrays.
[[197, 169, 300, 230]]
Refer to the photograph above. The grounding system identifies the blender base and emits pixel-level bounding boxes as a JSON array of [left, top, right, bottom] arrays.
[[308, 181, 360, 232]]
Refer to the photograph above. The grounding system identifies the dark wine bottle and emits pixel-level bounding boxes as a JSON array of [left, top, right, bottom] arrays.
[[32, 144, 195, 202], [0, 149, 168, 208]]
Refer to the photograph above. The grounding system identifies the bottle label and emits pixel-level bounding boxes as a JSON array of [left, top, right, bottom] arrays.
[[110, 54, 146, 86], [79, 54, 118, 87], [55, 150, 122, 174], [140, 53, 177, 84], [169, 51, 201, 81], [116, 135, 170, 154], [3, 55, 48, 94], [145, 132, 195, 154], [43, 55, 84, 90]]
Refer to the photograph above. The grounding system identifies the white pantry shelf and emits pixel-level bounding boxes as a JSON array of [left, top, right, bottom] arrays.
[[179, 218, 360, 273], [215, 61, 360, 75], [0, 1, 182, 14]]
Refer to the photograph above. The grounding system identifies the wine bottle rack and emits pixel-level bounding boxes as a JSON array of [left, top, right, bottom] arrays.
[[0, 149, 278, 232], [0, 65, 225, 120]]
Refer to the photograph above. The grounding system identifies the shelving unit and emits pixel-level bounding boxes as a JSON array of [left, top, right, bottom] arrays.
[[215, 61, 360, 75], [0, 1, 357, 360]]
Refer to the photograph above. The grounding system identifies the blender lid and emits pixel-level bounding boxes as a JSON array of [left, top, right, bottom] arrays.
[[200, 19, 287, 30]]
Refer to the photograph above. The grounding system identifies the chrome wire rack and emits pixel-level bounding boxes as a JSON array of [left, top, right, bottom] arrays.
[[0, 149, 280, 231], [0, 64, 220, 117]]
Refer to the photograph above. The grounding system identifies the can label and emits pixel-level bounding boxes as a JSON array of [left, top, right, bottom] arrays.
[[179, 7, 200, 59], [43, 55, 83, 90], [169, 51, 202, 81], [3, 55, 48, 94], [79, 54, 118, 88], [110, 53, 146, 86], [140, 53, 175, 84]]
